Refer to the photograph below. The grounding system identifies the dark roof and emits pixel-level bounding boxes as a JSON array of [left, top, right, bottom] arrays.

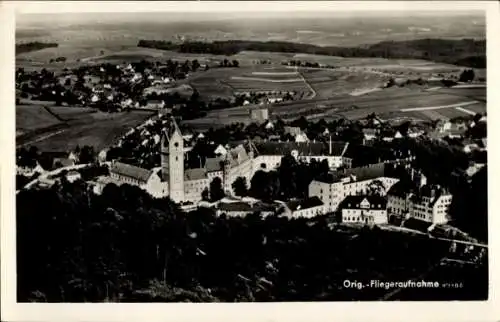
[[287, 197, 324, 211], [110, 161, 152, 183], [184, 168, 207, 181], [218, 202, 253, 212], [403, 218, 433, 232], [387, 180, 417, 198], [53, 158, 75, 168], [362, 128, 377, 135], [217, 201, 279, 213], [339, 195, 387, 210], [252, 141, 347, 157], [338, 162, 386, 182], [205, 157, 223, 172]]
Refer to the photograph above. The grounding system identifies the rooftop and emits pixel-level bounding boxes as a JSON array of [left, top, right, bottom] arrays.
[[205, 157, 224, 173], [110, 161, 152, 183], [252, 141, 348, 157], [286, 196, 324, 212], [184, 168, 207, 181], [340, 195, 387, 210]]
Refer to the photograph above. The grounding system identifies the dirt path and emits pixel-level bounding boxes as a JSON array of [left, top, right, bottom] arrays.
[[400, 101, 479, 112]]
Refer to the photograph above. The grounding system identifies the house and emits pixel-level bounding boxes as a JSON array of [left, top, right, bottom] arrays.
[[407, 128, 424, 138], [295, 132, 309, 143], [339, 195, 388, 225], [65, 170, 82, 183], [98, 149, 108, 164], [146, 100, 165, 109], [436, 120, 452, 133], [214, 144, 228, 157], [250, 108, 269, 123], [283, 197, 326, 218], [264, 120, 274, 130], [284, 126, 302, 137], [394, 131, 403, 139], [362, 128, 377, 141]]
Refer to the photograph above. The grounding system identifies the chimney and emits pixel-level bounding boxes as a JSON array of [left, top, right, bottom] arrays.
[[329, 135, 332, 155]]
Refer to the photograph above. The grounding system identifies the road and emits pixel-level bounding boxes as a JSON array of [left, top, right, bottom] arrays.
[[18, 163, 91, 194]]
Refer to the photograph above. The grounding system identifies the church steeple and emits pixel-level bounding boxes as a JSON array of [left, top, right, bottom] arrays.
[[160, 116, 184, 203]]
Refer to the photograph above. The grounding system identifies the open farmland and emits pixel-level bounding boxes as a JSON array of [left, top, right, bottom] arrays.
[[17, 104, 154, 152], [187, 66, 312, 98], [184, 86, 486, 129]]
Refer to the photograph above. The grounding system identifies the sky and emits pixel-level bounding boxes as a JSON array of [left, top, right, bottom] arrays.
[[14, 1, 488, 15]]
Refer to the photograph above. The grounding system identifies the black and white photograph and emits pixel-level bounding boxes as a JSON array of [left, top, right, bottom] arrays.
[[2, 0, 498, 318]]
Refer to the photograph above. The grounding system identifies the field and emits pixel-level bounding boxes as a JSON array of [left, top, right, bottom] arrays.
[[17, 104, 154, 152], [185, 85, 487, 129]]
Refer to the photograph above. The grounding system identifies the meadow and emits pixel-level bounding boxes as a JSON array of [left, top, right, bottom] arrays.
[[17, 105, 154, 152]]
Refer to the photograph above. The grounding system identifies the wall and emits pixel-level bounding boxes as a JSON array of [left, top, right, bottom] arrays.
[[184, 178, 209, 203], [341, 209, 388, 224]]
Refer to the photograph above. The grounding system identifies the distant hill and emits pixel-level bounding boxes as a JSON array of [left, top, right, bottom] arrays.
[[16, 42, 58, 55], [138, 38, 486, 68]]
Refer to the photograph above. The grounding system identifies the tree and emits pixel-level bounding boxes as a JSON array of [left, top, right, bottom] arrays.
[[209, 177, 225, 202], [232, 177, 248, 197], [367, 180, 386, 196], [79, 145, 95, 164], [191, 59, 200, 72], [459, 69, 475, 82], [232, 60, 240, 68], [201, 187, 209, 201]]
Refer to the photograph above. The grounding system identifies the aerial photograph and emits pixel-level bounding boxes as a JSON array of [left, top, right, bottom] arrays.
[[14, 4, 487, 302]]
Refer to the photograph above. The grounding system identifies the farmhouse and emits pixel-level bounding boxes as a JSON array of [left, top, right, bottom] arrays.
[[340, 195, 388, 225]]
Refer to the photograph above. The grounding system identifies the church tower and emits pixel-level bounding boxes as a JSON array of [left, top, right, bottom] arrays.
[[160, 117, 185, 203]]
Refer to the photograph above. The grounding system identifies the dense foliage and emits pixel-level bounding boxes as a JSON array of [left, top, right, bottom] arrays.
[[17, 181, 487, 302], [138, 38, 486, 68], [16, 42, 58, 55]]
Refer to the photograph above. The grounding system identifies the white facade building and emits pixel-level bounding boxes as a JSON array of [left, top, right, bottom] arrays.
[[387, 183, 452, 224], [340, 196, 388, 225], [308, 163, 399, 213]]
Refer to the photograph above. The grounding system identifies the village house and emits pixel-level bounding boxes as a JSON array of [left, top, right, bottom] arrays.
[[339, 195, 388, 225], [250, 108, 269, 123], [146, 100, 166, 109], [362, 128, 378, 142], [65, 170, 82, 183]]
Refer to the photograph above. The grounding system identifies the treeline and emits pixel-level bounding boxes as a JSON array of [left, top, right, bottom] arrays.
[[137, 38, 486, 68], [16, 42, 58, 55]]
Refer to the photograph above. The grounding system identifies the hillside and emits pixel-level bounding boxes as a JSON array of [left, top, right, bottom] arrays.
[[16, 42, 59, 55], [138, 38, 486, 68]]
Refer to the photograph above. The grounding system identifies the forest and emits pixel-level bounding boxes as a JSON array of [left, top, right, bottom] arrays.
[[17, 179, 487, 302], [137, 38, 486, 68]]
